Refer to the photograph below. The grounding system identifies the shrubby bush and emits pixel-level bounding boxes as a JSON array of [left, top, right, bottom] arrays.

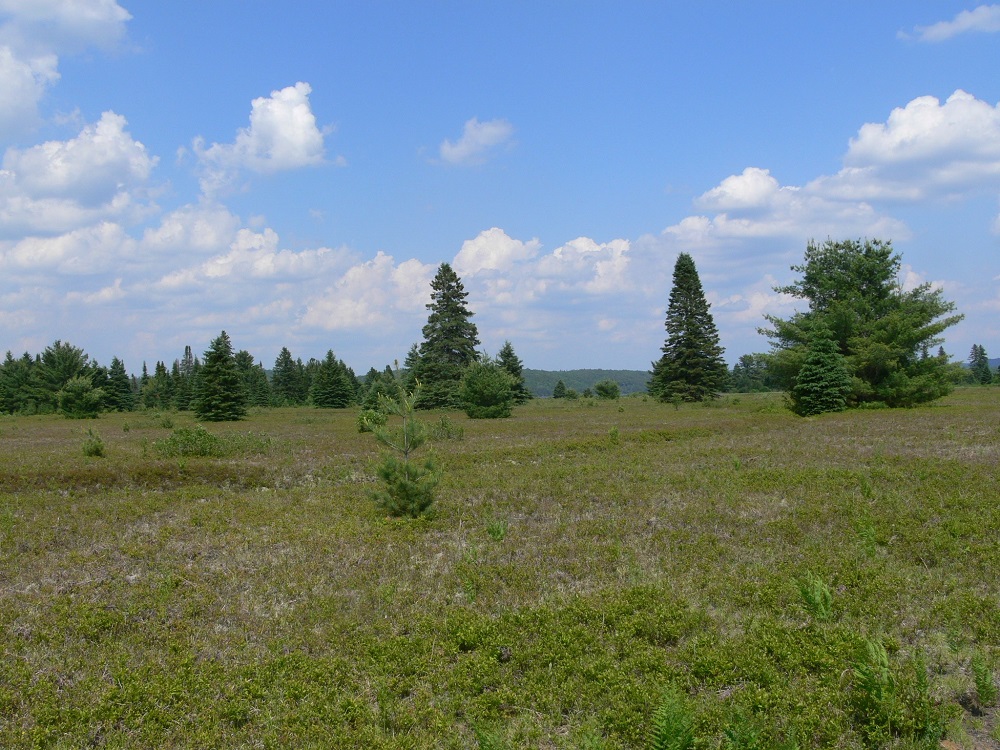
[[460, 358, 516, 419]]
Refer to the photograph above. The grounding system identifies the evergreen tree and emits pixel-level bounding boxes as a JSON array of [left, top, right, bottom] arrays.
[[460, 356, 517, 418], [105, 357, 135, 412], [142, 361, 173, 409], [649, 253, 727, 402], [193, 331, 247, 421], [497, 340, 532, 404], [310, 350, 356, 408], [411, 263, 480, 409], [729, 353, 775, 393], [232, 349, 271, 407], [789, 329, 852, 416], [969, 344, 992, 384], [0, 352, 38, 414], [552, 379, 567, 399], [362, 367, 403, 411], [271, 347, 303, 406], [401, 343, 421, 392], [172, 345, 197, 410], [34, 340, 95, 412], [57, 376, 105, 419], [762, 239, 963, 408]]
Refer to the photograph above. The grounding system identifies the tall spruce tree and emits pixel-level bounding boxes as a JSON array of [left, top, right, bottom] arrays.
[[105, 357, 135, 412], [271, 347, 303, 406], [411, 263, 480, 409], [310, 350, 356, 408], [969, 344, 992, 384], [193, 331, 247, 421], [649, 253, 727, 402], [497, 340, 532, 404]]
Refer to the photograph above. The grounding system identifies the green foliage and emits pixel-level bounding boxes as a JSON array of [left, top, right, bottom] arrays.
[[193, 331, 248, 422], [356, 408, 387, 433], [411, 263, 481, 409], [309, 350, 356, 408], [429, 414, 464, 440], [729, 353, 778, 393], [497, 340, 532, 404], [971, 652, 997, 706], [552, 379, 567, 399], [472, 724, 511, 750], [104, 356, 135, 412], [647, 686, 694, 750], [81, 428, 105, 457], [789, 331, 852, 416], [58, 375, 105, 419], [366, 387, 439, 517], [594, 379, 621, 400], [650, 253, 728, 402], [154, 425, 225, 457], [460, 357, 516, 419], [796, 572, 833, 621], [152, 425, 272, 458], [271, 347, 307, 406], [968, 344, 992, 385], [485, 517, 508, 542], [763, 238, 963, 409]]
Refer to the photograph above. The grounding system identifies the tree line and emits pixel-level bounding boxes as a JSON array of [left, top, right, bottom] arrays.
[[1, 237, 989, 421]]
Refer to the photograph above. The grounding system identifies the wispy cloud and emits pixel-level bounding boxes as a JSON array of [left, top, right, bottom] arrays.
[[439, 117, 513, 166], [904, 4, 1000, 42]]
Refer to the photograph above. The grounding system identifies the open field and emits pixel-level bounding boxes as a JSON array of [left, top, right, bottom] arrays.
[[1, 390, 998, 748]]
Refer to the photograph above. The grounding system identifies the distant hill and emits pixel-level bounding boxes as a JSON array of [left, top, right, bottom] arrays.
[[523, 369, 650, 398]]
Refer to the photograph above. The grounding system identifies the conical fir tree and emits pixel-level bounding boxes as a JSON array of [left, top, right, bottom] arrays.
[[649, 253, 727, 402], [497, 340, 532, 404], [411, 263, 480, 409], [790, 329, 852, 416], [193, 331, 247, 421]]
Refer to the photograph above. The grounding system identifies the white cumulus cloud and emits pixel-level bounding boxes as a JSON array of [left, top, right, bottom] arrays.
[[453, 227, 541, 277], [0, 0, 130, 139], [0, 220, 133, 274], [439, 117, 514, 166], [302, 252, 435, 330], [811, 90, 1000, 201], [4, 111, 156, 204], [194, 82, 326, 194], [907, 4, 1000, 42], [0, 112, 156, 237]]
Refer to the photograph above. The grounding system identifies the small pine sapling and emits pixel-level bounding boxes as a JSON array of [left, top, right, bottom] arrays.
[[364, 386, 439, 518]]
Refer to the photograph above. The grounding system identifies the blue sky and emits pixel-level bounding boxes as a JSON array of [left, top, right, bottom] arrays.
[[2, 2, 999, 374]]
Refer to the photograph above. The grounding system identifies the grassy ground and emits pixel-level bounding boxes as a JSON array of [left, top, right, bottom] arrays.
[[1, 390, 998, 749]]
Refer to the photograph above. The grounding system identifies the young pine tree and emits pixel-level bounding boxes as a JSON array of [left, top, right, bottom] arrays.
[[364, 387, 439, 518], [649, 253, 727, 402], [497, 340, 532, 404], [193, 331, 248, 421]]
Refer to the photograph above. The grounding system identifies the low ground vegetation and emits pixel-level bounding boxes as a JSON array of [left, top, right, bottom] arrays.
[[0, 390, 997, 748]]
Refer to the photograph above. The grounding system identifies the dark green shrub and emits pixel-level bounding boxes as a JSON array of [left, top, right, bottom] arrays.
[[594, 379, 621, 400], [81, 428, 105, 457], [460, 359, 516, 419], [58, 376, 104, 419]]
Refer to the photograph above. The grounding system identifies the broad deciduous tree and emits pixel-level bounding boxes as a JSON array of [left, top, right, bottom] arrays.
[[762, 239, 963, 408]]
